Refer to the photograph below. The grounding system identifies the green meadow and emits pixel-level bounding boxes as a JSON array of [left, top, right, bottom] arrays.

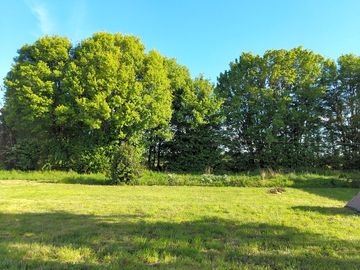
[[0, 173, 359, 269]]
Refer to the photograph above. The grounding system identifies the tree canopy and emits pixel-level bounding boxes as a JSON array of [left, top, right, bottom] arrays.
[[1, 33, 220, 172], [216, 47, 359, 170], [1, 35, 359, 173]]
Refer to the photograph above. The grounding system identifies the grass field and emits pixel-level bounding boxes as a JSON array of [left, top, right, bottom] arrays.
[[0, 179, 360, 269]]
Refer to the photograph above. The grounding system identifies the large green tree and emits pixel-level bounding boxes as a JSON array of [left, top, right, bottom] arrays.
[[145, 58, 222, 172], [216, 47, 334, 170], [3, 33, 173, 171], [163, 75, 222, 172], [325, 54, 360, 168], [4, 36, 72, 169], [59, 33, 172, 171]]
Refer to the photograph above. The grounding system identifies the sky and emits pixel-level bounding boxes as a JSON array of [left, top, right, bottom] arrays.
[[2, 0, 360, 102]]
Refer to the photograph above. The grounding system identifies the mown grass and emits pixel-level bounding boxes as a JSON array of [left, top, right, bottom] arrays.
[[0, 169, 359, 188], [0, 181, 359, 269]]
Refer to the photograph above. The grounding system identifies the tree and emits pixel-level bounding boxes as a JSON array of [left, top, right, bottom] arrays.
[[144, 57, 222, 172], [4, 35, 360, 172], [216, 47, 333, 170], [4, 36, 72, 169], [145, 58, 194, 170], [325, 55, 360, 168], [0, 107, 13, 168], [3, 33, 173, 172], [163, 72, 222, 172]]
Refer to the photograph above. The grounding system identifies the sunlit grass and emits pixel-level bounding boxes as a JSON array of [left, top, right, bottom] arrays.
[[0, 180, 359, 269]]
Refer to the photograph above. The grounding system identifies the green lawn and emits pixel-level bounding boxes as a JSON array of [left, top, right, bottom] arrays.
[[0, 180, 359, 269]]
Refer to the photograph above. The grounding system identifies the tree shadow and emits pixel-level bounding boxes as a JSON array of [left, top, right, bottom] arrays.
[[286, 173, 360, 202], [292, 205, 359, 216], [0, 212, 359, 269], [61, 176, 112, 185], [290, 177, 339, 188], [299, 188, 359, 202]]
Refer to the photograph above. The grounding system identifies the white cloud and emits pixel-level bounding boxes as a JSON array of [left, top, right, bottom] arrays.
[[30, 2, 54, 35]]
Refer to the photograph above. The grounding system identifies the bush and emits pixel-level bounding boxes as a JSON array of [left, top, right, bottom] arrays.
[[109, 143, 143, 184], [4, 141, 41, 170], [200, 174, 230, 186], [74, 147, 112, 174]]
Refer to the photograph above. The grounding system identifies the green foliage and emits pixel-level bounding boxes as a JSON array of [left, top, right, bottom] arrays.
[[144, 58, 223, 172], [0, 169, 359, 188], [324, 54, 360, 169], [216, 47, 344, 170], [134, 169, 360, 188], [162, 73, 223, 172], [3, 33, 173, 173], [109, 144, 143, 184], [73, 146, 112, 174], [199, 174, 231, 186], [4, 36, 71, 136], [61, 33, 172, 136], [2, 35, 360, 173], [3, 141, 41, 170], [0, 108, 12, 169]]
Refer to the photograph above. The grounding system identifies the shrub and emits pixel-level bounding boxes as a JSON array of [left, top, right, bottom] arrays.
[[166, 173, 178, 185], [74, 147, 112, 174], [200, 174, 230, 186], [4, 141, 41, 170], [109, 143, 143, 184]]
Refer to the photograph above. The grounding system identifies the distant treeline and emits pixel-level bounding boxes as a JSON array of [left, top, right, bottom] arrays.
[[0, 33, 359, 173]]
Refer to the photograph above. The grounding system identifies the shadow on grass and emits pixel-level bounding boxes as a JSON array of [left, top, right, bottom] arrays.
[[54, 176, 111, 185], [292, 205, 359, 216], [281, 173, 359, 202], [298, 188, 359, 202], [0, 212, 359, 269]]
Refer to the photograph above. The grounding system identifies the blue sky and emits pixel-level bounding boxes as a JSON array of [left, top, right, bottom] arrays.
[[1, 0, 360, 102]]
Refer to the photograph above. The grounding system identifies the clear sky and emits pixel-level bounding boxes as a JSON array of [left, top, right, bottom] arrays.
[[1, 0, 360, 102]]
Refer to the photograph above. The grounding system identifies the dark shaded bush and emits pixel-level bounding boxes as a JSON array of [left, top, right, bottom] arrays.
[[109, 144, 143, 184], [4, 141, 41, 170], [73, 147, 112, 174]]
